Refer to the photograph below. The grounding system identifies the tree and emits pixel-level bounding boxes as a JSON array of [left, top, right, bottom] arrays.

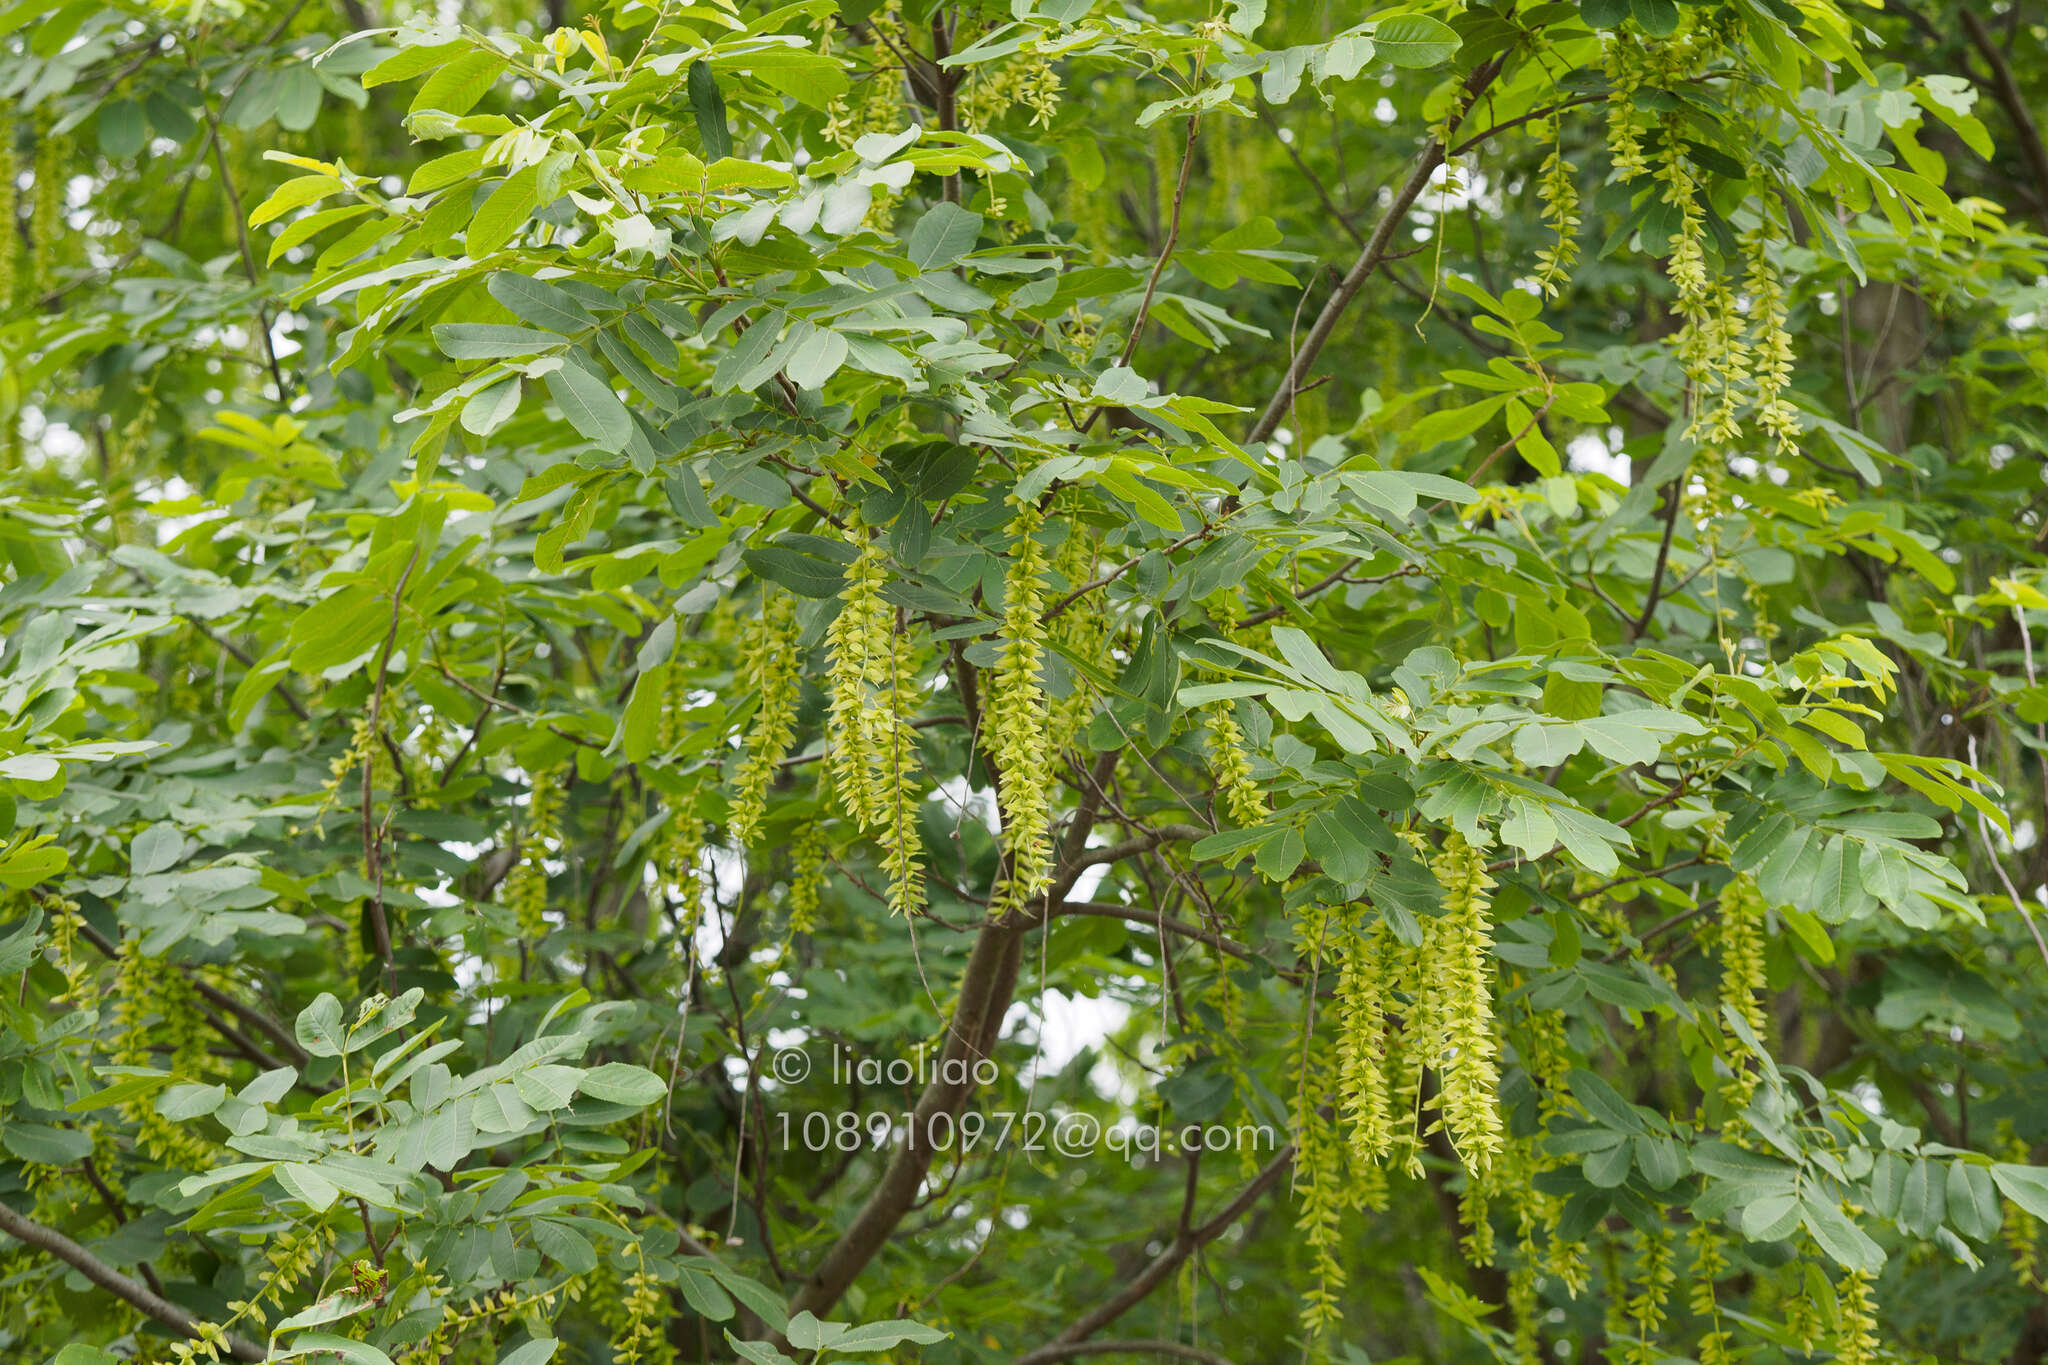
[[4, 0, 2048, 1361]]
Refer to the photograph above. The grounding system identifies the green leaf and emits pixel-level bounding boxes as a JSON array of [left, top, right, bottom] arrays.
[[435, 325, 563, 360], [783, 325, 849, 390], [2, 1122, 92, 1165], [1899, 1157, 1946, 1237], [51, 1348, 121, 1365], [677, 1268, 735, 1321], [130, 822, 184, 877], [1567, 1069, 1647, 1133], [1629, 0, 1679, 36], [156, 1083, 228, 1121], [1740, 1191, 1801, 1241], [906, 203, 984, 271], [534, 1218, 597, 1272], [461, 377, 524, 436], [578, 1062, 668, 1106], [412, 49, 507, 116], [514, 1064, 584, 1111], [1254, 825, 1305, 880], [1370, 14, 1461, 67], [1800, 1197, 1884, 1272], [295, 994, 346, 1058], [827, 1320, 950, 1353], [489, 273, 597, 332], [1992, 1164, 2048, 1222], [499, 1340, 560, 1365], [743, 545, 846, 598], [467, 167, 540, 257], [97, 100, 147, 158], [1585, 1139, 1633, 1188], [273, 1334, 397, 1365], [1947, 1161, 2001, 1241], [689, 61, 732, 161], [249, 174, 343, 228], [546, 364, 632, 453], [621, 663, 669, 764], [275, 1162, 341, 1212], [276, 1291, 378, 1334]]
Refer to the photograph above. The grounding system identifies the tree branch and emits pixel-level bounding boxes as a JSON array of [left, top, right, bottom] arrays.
[[363, 546, 423, 992], [1959, 8, 2048, 227], [786, 915, 1026, 1318], [1247, 55, 1507, 447], [1018, 1342, 1238, 1365], [0, 1201, 265, 1363], [1014, 1143, 1296, 1364], [1048, 901, 1260, 966]]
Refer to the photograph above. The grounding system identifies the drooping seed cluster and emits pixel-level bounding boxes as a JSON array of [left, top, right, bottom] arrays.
[[728, 592, 801, 850], [825, 532, 926, 914], [988, 501, 1054, 913]]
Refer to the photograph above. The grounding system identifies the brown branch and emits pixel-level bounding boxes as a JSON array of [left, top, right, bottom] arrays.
[[189, 979, 311, 1068], [1017, 1343, 1237, 1365], [0, 1201, 265, 1363], [1043, 527, 1213, 622], [1050, 825, 1208, 901], [1013, 1143, 1296, 1364], [1631, 476, 1686, 638], [785, 915, 1026, 1318], [1247, 55, 1507, 447], [1959, 9, 2048, 227], [1085, 116, 1200, 434]]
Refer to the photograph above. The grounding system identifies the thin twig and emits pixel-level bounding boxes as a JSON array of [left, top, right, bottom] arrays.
[[362, 546, 422, 993]]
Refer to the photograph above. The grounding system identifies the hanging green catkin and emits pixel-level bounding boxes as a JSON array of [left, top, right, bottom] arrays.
[[1689, 1221, 1733, 1365], [1834, 1269, 1879, 1365], [786, 822, 826, 940], [826, 535, 893, 829], [1335, 918, 1396, 1170], [1293, 1046, 1347, 1338], [1604, 39, 1650, 181], [1532, 123, 1580, 299], [1205, 704, 1265, 827], [1047, 521, 1109, 754], [1508, 1262, 1543, 1365], [1697, 282, 1750, 448], [1743, 224, 1801, 459], [0, 134, 16, 309], [1623, 1226, 1675, 1365], [824, 530, 928, 913], [870, 608, 927, 915], [989, 500, 1053, 912], [1778, 1255, 1822, 1354], [2003, 1126, 2043, 1288], [1717, 873, 1768, 1108], [729, 593, 801, 849], [112, 943, 213, 1168], [1428, 833, 1505, 1171], [507, 766, 564, 943], [29, 123, 60, 296]]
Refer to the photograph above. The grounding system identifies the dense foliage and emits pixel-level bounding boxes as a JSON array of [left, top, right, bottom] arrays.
[[4, 0, 2048, 1361]]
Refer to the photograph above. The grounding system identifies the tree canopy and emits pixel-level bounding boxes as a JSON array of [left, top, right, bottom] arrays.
[[4, 0, 2048, 1362]]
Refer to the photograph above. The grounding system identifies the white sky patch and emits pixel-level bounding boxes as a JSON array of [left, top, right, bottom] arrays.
[[1005, 989, 1134, 1099], [1567, 431, 1630, 483]]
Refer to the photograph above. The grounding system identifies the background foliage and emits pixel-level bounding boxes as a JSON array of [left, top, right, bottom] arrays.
[[3, 0, 2048, 1362]]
